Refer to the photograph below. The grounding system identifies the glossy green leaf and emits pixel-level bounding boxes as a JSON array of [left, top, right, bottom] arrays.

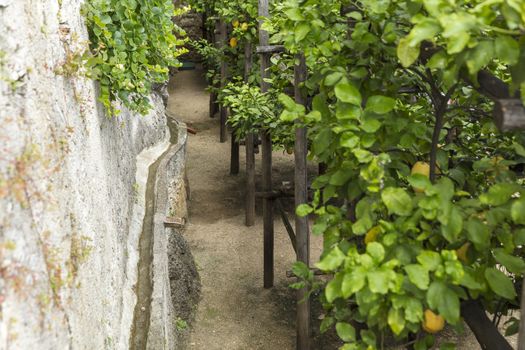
[[335, 81, 362, 105], [397, 37, 420, 67], [365, 95, 396, 114], [381, 187, 413, 216], [511, 198, 525, 224], [388, 308, 405, 335], [405, 264, 429, 289], [484, 268, 517, 300], [336, 322, 356, 342], [426, 281, 460, 323]]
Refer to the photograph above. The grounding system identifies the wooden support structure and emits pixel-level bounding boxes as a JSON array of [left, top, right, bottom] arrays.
[[294, 53, 310, 350], [518, 278, 525, 350], [209, 91, 218, 118], [218, 20, 228, 143], [163, 217, 186, 229], [230, 137, 240, 174], [275, 199, 297, 253], [258, 0, 274, 289], [209, 20, 220, 119], [256, 45, 285, 54], [256, 190, 294, 199], [245, 42, 256, 226], [494, 99, 525, 132], [419, 42, 525, 132]]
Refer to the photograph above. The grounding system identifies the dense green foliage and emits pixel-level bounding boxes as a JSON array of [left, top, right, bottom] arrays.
[[83, 0, 187, 114], [221, 82, 296, 148], [191, 0, 525, 348]]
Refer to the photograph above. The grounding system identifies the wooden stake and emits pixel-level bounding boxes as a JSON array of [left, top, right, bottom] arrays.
[[245, 42, 256, 226], [275, 199, 297, 253], [209, 91, 218, 118], [519, 278, 525, 350], [230, 135, 239, 175], [219, 20, 228, 143], [259, 0, 274, 289], [294, 53, 310, 350], [209, 20, 220, 119]]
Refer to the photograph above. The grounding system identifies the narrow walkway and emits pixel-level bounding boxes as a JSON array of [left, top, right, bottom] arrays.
[[168, 67, 316, 349]]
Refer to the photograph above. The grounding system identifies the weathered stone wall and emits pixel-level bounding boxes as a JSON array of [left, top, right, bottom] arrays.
[[0, 1, 197, 349]]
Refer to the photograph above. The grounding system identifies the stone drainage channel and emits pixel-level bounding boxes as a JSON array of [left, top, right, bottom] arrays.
[[129, 116, 192, 350]]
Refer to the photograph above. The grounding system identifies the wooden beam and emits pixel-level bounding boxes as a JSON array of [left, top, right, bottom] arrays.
[[245, 41, 256, 227], [255, 190, 294, 199], [494, 99, 525, 132], [294, 53, 310, 350], [275, 199, 297, 253], [259, 0, 274, 289], [209, 20, 221, 119], [419, 42, 525, 132], [163, 217, 186, 229], [209, 91, 218, 118], [519, 278, 525, 350], [219, 20, 228, 143], [230, 136, 240, 175], [256, 45, 285, 54]]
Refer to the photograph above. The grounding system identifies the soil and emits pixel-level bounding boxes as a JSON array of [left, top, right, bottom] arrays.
[[166, 66, 518, 350]]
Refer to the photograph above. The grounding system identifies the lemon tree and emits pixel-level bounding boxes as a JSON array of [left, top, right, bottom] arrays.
[[189, 0, 525, 348], [274, 0, 525, 348]]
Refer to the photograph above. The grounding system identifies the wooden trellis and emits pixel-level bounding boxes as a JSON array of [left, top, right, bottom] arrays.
[[204, 7, 525, 350]]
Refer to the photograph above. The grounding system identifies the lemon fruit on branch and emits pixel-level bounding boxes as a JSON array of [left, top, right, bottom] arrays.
[[422, 309, 445, 333], [411, 161, 430, 193]]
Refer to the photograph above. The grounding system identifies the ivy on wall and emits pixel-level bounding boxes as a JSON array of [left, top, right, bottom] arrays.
[[83, 0, 188, 115]]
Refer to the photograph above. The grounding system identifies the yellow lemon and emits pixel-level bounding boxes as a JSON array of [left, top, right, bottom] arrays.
[[422, 309, 445, 333], [241, 22, 249, 31], [233, 20, 240, 28], [456, 242, 470, 263], [411, 161, 430, 193], [229, 37, 238, 48], [364, 226, 381, 245]]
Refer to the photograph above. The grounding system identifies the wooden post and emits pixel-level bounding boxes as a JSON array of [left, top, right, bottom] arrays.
[[519, 278, 525, 350], [230, 136, 240, 174], [258, 0, 274, 289], [209, 20, 220, 119], [294, 54, 310, 350], [245, 41, 256, 226], [494, 99, 525, 132], [219, 20, 228, 143]]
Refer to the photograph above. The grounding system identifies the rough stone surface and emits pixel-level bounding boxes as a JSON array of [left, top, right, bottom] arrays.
[[146, 121, 200, 350], [0, 1, 197, 349]]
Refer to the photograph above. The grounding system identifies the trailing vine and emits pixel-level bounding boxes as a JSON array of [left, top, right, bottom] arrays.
[[83, 0, 188, 115]]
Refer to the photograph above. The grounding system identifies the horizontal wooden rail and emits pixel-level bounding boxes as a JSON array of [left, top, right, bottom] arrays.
[[256, 45, 285, 54], [420, 42, 525, 132]]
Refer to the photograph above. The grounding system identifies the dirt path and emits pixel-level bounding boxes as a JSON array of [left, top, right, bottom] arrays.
[[168, 67, 328, 350]]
